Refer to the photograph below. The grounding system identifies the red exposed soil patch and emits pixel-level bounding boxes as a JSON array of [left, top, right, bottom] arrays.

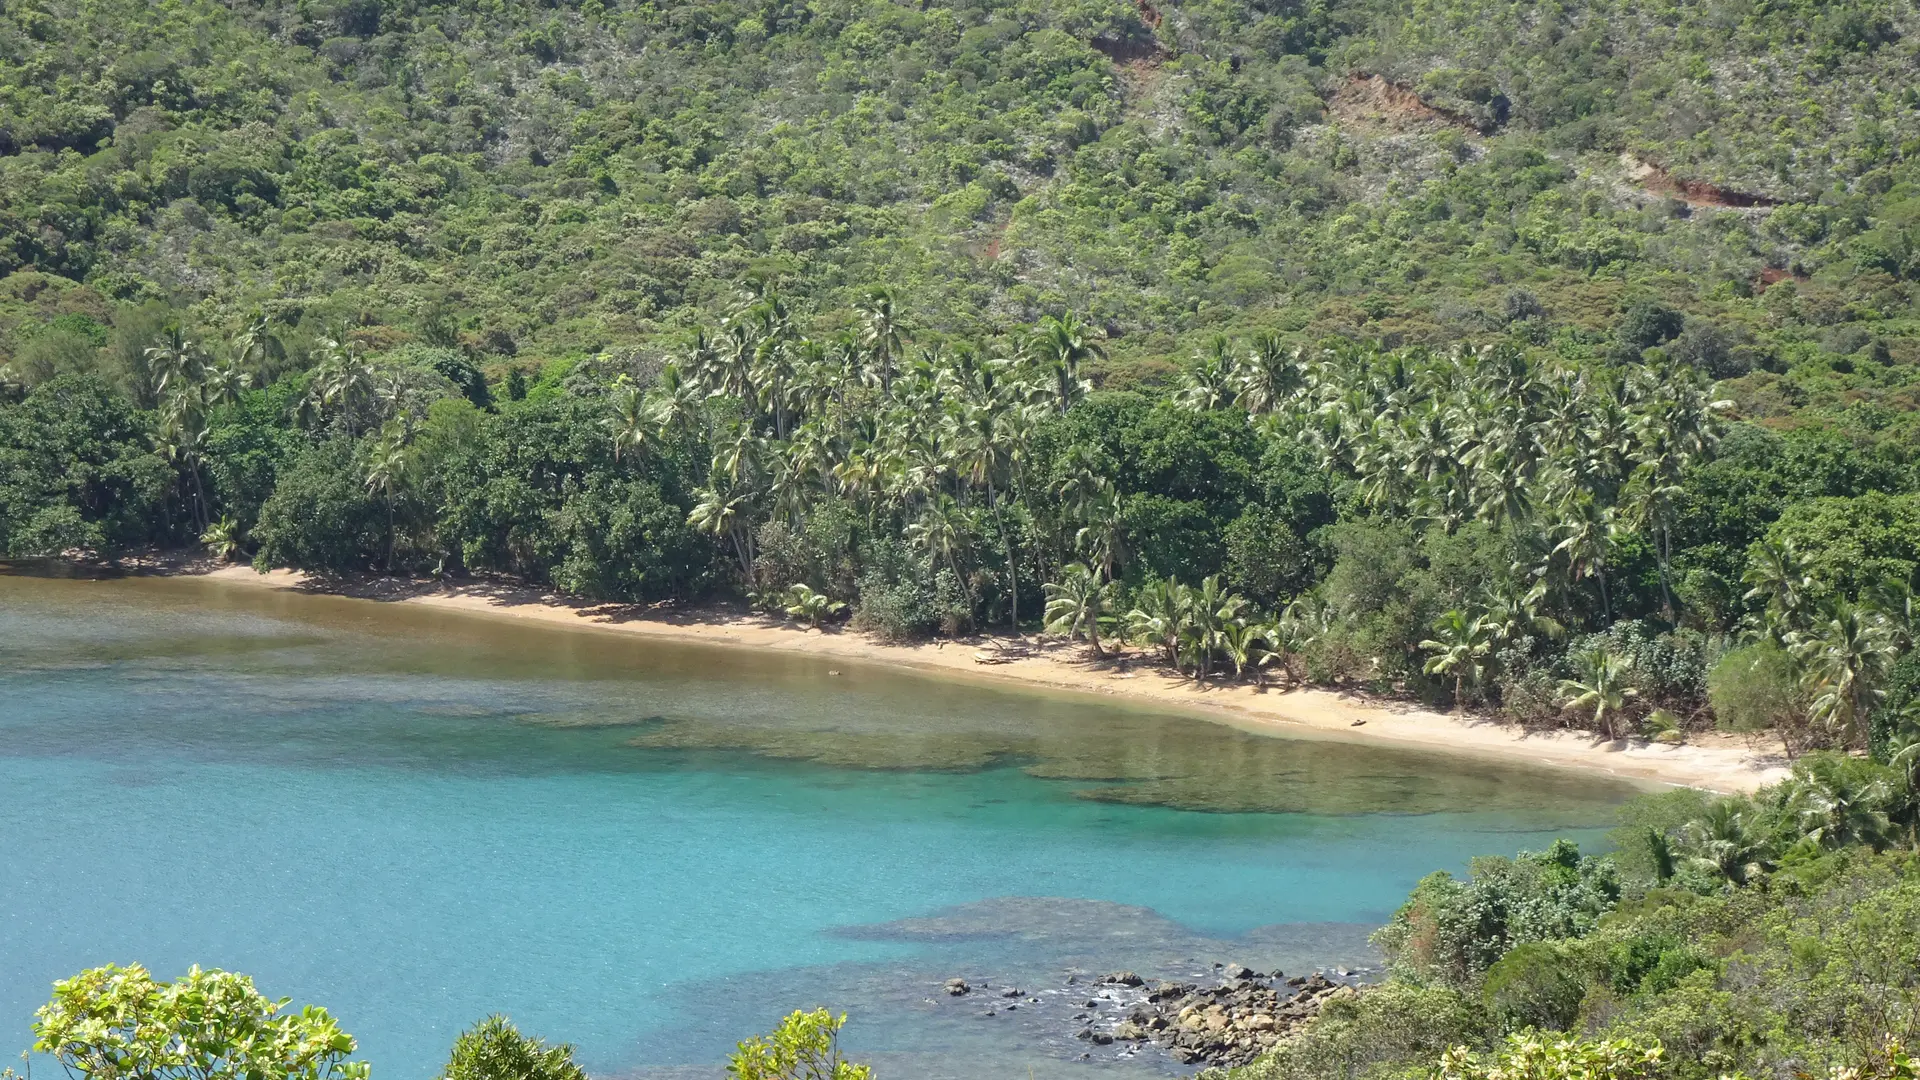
[[1754, 266, 1806, 293], [1136, 0, 1163, 28], [970, 217, 1012, 262], [1328, 74, 1481, 134], [1623, 155, 1778, 209]]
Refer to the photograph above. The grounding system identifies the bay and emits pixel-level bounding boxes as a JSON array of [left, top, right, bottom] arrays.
[[0, 569, 1636, 1078]]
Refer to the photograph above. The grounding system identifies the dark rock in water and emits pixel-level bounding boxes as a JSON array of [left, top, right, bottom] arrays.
[[1065, 974, 1079, 985], [944, 978, 970, 996], [1148, 980, 1194, 1001], [1000, 987, 1023, 998], [979, 1009, 996, 1018], [1041, 964, 1365, 1069], [1286, 976, 1306, 987], [1084, 999, 1100, 1008]]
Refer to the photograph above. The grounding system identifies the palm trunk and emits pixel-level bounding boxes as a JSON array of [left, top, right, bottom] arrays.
[[191, 466, 210, 534], [386, 496, 396, 572], [1656, 522, 1674, 622], [729, 522, 754, 580]]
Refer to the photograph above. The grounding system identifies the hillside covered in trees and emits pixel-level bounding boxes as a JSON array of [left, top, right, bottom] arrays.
[[4, 0, 1920, 755]]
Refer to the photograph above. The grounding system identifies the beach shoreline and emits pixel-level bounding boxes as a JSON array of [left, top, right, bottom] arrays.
[[127, 558, 1791, 794]]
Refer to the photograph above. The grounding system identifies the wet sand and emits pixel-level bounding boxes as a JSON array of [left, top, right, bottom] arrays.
[[183, 563, 1789, 793]]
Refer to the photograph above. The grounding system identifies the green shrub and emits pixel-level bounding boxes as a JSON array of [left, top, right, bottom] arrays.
[[1707, 641, 1807, 735], [440, 1017, 586, 1080], [33, 965, 366, 1080], [251, 438, 383, 573], [1374, 841, 1620, 988], [727, 1009, 871, 1080], [1484, 942, 1586, 1032]]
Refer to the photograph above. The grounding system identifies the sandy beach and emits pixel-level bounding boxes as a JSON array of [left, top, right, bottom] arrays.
[[178, 562, 1790, 793]]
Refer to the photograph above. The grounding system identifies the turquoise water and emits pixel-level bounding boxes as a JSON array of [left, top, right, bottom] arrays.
[[0, 571, 1636, 1077]]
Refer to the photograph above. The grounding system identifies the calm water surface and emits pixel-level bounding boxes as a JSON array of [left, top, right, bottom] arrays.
[[0, 570, 1638, 1078]]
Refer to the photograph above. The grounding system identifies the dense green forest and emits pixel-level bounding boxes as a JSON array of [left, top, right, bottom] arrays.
[[5, 0, 1920, 753]]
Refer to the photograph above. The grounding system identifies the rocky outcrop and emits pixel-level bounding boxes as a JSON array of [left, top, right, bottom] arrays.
[[1078, 969, 1356, 1067]]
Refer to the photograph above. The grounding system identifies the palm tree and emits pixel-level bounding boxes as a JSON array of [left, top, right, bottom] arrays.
[[200, 355, 252, 410], [1420, 608, 1495, 713], [1250, 612, 1310, 688], [1236, 331, 1302, 415], [605, 378, 659, 464], [1789, 599, 1899, 746], [1681, 799, 1771, 885], [1791, 755, 1893, 851], [1623, 455, 1685, 622], [950, 395, 1027, 634], [854, 286, 903, 393], [1176, 335, 1237, 411], [1885, 715, 1920, 847], [1551, 494, 1619, 621], [782, 584, 846, 628], [1127, 579, 1192, 668], [1867, 578, 1918, 653], [154, 393, 214, 532], [1074, 487, 1127, 582], [1043, 563, 1108, 657], [231, 314, 286, 377], [200, 517, 245, 562], [1742, 540, 1814, 639], [1219, 619, 1264, 681], [1472, 453, 1536, 529], [306, 337, 377, 435], [1485, 579, 1565, 653], [1028, 313, 1104, 415], [1558, 650, 1637, 739], [363, 424, 413, 572], [907, 494, 974, 606], [1184, 575, 1248, 680], [143, 326, 205, 402], [689, 486, 754, 579]]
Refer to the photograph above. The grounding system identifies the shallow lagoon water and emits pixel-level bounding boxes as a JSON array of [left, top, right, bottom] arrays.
[[0, 570, 1637, 1077]]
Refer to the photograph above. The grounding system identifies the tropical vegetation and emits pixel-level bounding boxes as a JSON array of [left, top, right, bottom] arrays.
[[1226, 754, 1920, 1080], [5, 0, 1920, 754]]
